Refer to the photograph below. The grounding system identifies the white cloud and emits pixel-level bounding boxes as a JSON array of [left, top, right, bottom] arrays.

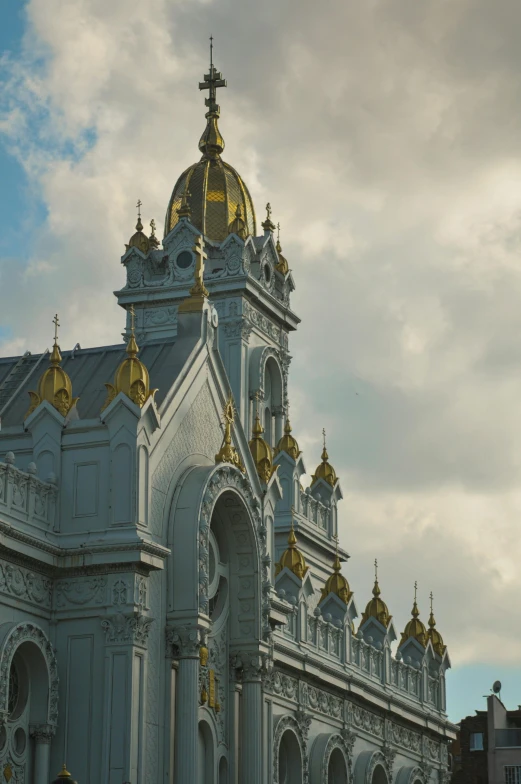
[[2, 0, 521, 673]]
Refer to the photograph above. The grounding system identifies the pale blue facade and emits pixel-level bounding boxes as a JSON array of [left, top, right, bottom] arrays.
[[0, 67, 456, 784]]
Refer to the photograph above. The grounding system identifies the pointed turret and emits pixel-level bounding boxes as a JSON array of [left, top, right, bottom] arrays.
[[427, 592, 446, 656], [275, 223, 289, 275], [359, 559, 392, 629], [101, 305, 157, 411], [126, 200, 150, 255], [275, 416, 301, 461], [275, 508, 308, 580], [25, 314, 78, 419], [249, 399, 276, 482], [311, 429, 338, 487], [320, 537, 352, 604], [399, 582, 427, 648]]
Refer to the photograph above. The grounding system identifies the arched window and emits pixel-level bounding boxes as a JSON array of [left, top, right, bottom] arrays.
[[328, 747, 348, 784], [278, 730, 302, 784], [263, 357, 283, 448], [198, 720, 214, 784], [371, 764, 388, 784]]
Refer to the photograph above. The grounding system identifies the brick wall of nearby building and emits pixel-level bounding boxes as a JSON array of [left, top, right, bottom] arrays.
[[452, 712, 488, 784]]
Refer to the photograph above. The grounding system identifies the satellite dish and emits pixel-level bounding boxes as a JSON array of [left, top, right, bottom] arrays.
[[493, 681, 502, 695]]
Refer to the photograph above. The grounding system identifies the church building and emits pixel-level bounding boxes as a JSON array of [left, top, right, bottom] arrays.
[[0, 50, 455, 784]]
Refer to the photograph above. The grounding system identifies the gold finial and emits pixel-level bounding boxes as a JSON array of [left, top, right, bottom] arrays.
[[358, 557, 392, 629], [178, 235, 209, 313], [25, 314, 78, 419], [262, 202, 276, 233], [101, 304, 157, 411], [228, 203, 248, 240], [275, 221, 289, 275], [275, 504, 308, 579], [426, 590, 446, 655], [320, 534, 352, 604], [215, 395, 245, 472], [249, 390, 276, 482], [149, 219, 160, 249], [399, 581, 427, 648], [177, 189, 192, 219], [275, 402, 301, 460], [125, 199, 149, 254], [198, 39, 226, 158], [311, 428, 338, 487]]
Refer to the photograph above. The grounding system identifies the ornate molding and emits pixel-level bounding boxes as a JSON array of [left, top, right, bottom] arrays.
[[29, 723, 55, 744], [0, 622, 58, 728], [166, 625, 200, 658], [223, 319, 253, 343], [318, 734, 351, 784], [273, 714, 309, 784], [0, 560, 52, 609], [101, 612, 153, 648], [230, 651, 265, 682]]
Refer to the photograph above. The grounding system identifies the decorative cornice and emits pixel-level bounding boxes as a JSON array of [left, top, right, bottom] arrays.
[[167, 624, 201, 659], [30, 723, 55, 744]]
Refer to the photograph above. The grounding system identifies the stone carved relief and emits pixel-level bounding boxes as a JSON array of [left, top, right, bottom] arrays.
[[101, 612, 153, 648], [319, 735, 351, 784], [55, 576, 107, 608], [135, 575, 148, 610], [367, 750, 393, 784], [29, 724, 55, 744], [223, 319, 253, 342], [0, 561, 52, 608], [0, 622, 58, 728], [390, 723, 422, 754], [351, 703, 385, 739], [243, 301, 287, 348], [273, 715, 309, 784], [145, 571, 160, 784], [112, 579, 129, 605], [144, 306, 177, 327]]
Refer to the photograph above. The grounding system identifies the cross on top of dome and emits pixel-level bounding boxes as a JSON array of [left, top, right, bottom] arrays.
[[199, 36, 227, 118]]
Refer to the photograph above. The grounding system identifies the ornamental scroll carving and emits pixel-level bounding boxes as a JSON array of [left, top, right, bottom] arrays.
[[56, 576, 107, 608], [101, 612, 154, 648], [314, 734, 351, 784], [0, 561, 52, 608], [0, 622, 58, 728]]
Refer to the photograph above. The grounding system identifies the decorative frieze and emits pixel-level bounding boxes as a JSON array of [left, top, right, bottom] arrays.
[[55, 576, 107, 608], [0, 560, 52, 609]]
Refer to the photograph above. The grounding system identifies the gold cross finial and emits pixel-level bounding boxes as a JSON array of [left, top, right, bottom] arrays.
[[150, 219, 156, 235], [136, 199, 142, 219], [266, 203, 272, 221], [430, 591, 434, 613], [374, 558, 378, 581], [414, 581, 418, 602], [128, 304, 136, 335], [290, 504, 295, 530], [322, 428, 326, 449], [52, 314, 60, 345], [199, 39, 226, 117], [277, 222, 281, 242], [210, 34, 213, 67]]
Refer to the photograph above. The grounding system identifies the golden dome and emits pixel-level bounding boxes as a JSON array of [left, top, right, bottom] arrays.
[[311, 430, 338, 487], [275, 239, 289, 275], [249, 410, 276, 483], [427, 593, 446, 656], [164, 59, 256, 243], [399, 584, 427, 648], [275, 418, 301, 461], [25, 315, 78, 420], [276, 516, 308, 580], [102, 307, 157, 411], [359, 560, 392, 629], [320, 543, 353, 604], [126, 202, 150, 255]]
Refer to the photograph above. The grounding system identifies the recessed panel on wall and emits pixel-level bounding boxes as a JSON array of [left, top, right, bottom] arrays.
[[73, 462, 99, 517], [65, 635, 94, 781]]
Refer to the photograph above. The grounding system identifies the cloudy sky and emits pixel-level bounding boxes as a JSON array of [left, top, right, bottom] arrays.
[[2, 0, 521, 722]]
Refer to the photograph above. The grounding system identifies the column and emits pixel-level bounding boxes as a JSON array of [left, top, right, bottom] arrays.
[[30, 724, 54, 784], [171, 626, 200, 784], [239, 653, 263, 784]]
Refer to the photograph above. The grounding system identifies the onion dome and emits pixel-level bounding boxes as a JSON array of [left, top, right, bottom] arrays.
[[275, 418, 301, 461], [149, 219, 160, 250], [215, 396, 245, 473], [359, 559, 392, 629], [51, 765, 78, 784], [228, 204, 248, 240], [311, 430, 338, 487], [262, 203, 276, 233], [275, 223, 289, 275], [126, 200, 150, 255], [399, 583, 427, 648], [101, 306, 157, 411], [25, 315, 78, 419], [164, 54, 256, 243], [320, 540, 353, 604], [427, 592, 446, 656], [249, 409, 277, 482], [275, 513, 308, 580]]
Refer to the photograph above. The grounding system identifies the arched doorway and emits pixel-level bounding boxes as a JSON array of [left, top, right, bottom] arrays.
[[198, 720, 214, 784], [328, 746, 348, 784], [278, 730, 302, 784], [372, 764, 388, 784], [0, 624, 58, 784]]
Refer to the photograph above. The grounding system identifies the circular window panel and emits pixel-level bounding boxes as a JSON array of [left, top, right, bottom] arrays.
[[14, 727, 26, 755], [176, 251, 193, 269]]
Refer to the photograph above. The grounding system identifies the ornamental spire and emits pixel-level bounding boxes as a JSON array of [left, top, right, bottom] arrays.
[[215, 396, 245, 472], [25, 314, 78, 419], [178, 235, 209, 313], [275, 505, 308, 579], [198, 37, 227, 158], [248, 391, 276, 482]]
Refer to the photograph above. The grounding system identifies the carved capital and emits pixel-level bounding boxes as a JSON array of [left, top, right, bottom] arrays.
[[231, 651, 265, 682], [30, 723, 55, 743], [382, 743, 396, 778], [295, 709, 312, 742], [167, 625, 200, 658], [101, 612, 153, 648]]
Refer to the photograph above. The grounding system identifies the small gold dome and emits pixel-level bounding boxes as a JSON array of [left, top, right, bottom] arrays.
[[359, 562, 392, 629], [249, 411, 276, 483], [275, 418, 301, 461], [275, 239, 289, 275], [25, 316, 78, 420], [276, 519, 308, 580], [228, 204, 248, 240], [126, 215, 150, 255], [311, 432, 338, 487], [427, 594, 446, 656], [164, 60, 256, 243], [399, 587, 427, 648], [320, 547, 352, 604], [102, 308, 157, 411]]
